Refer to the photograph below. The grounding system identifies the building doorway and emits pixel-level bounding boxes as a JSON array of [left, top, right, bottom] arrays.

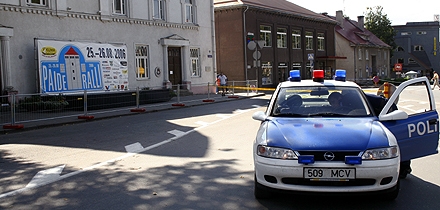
[[278, 62, 288, 83], [168, 47, 182, 88]]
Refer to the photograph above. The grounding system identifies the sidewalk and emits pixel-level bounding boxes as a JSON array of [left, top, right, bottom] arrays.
[[0, 92, 265, 134]]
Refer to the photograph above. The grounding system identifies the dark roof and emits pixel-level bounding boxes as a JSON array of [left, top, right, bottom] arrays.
[[214, 0, 336, 24], [327, 15, 390, 48], [393, 21, 440, 27]]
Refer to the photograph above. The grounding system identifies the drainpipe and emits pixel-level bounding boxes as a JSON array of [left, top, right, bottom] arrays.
[[354, 45, 357, 82], [211, 0, 217, 82], [243, 6, 249, 82]]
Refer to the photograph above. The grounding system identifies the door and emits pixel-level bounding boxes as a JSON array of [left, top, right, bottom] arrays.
[[168, 47, 182, 88], [380, 77, 439, 161]]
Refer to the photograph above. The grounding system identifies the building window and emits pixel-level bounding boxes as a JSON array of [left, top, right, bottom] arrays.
[[417, 31, 427, 35], [408, 58, 416, 64], [27, 0, 46, 6], [154, 0, 165, 20], [277, 28, 287, 48], [292, 30, 301, 49], [190, 48, 201, 77], [414, 45, 424, 51], [291, 62, 301, 70], [384, 51, 387, 61], [366, 49, 369, 60], [401, 32, 411, 35], [317, 33, 324, 51], [397, 46, 405, 51], [262, 62, 273, 85], [260, 25, 272, 47], [113, 0, 126, 15], [397, 58, 404, 64], [358, 48, 362, 60], [135, 45, 149, 79], [185, 0, 195, 23], [305, 31, 313, 50]]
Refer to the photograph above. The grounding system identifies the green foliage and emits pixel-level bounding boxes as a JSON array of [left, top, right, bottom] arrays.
[[364, 6, 397, 53], [19, 94, 69, 111]]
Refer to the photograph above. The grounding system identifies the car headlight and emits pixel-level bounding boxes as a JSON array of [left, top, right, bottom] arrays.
[[362, 146, 399, 160], [257, 145, 297, 160]]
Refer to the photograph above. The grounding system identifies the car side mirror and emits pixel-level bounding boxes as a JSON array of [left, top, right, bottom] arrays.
[[379, 110, 408, 121], [252, 111, 267, 122]]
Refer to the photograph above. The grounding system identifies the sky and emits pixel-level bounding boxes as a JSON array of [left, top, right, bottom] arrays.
[[288, 0, 439, 26]]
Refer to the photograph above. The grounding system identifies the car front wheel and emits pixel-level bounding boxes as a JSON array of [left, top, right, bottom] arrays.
[[254, 174, 272, 199], [381, 180, 400, 201]]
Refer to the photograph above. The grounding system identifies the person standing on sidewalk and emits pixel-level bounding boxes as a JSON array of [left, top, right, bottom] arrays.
[[215, 74, 221, 94], [217, 73, 228, 96], [431, 71, 439, 90]]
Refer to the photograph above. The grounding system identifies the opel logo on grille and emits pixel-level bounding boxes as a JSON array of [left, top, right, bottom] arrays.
[[324, 151, 335, 161]]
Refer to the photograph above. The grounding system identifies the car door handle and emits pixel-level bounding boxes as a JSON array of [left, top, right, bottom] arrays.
[[429, 119, 438, 125]]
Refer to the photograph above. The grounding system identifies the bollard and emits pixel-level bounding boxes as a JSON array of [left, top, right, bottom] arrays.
[[131, 87, 146, 112], [78, 90, 94, 119], [228, 81, 239, 98], [246, 81, 250, 96], [3, 93, 24, 129], [383, 82, 390, 98], [203, 82, 215, 102], [172, 85, 185, 106]]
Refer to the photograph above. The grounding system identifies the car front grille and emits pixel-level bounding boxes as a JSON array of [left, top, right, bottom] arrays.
[[281, 178, 376, 186], [297, 151, 360, 161]]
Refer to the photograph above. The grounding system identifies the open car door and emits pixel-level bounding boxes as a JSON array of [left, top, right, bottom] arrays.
[[379, 77, 439, 162]]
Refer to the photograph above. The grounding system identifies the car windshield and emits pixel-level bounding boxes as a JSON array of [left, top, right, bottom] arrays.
[[272, 86, 372, 117]]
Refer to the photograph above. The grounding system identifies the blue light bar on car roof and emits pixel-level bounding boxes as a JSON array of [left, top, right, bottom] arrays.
[[345, 156, 362, 165], [334, 69, 346, 81], [289, 70, 301, 82], [298, 155, 314, 164]]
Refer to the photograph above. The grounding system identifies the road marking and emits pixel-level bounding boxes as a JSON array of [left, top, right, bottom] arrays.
[[196, 121, 209, 126], [216, 114, 231, 119], [0, 104, 260, 199], [26, 165, 65, 188], [168, 129, 186, 137], [125, 142, 145, 153]]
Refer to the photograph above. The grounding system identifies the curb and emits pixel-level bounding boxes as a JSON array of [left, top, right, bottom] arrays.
[[0, 93, 266, 134]]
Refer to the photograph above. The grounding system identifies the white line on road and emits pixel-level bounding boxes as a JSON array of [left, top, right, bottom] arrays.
[[26, 165, 65, 188], [0, 104, 260, 200], [125, 142, 145, 153]]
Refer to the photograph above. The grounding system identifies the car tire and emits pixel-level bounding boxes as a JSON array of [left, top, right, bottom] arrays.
[[381, 180, 400, 201], [399, 160, 412, 179], [254, 175, 272, 199]]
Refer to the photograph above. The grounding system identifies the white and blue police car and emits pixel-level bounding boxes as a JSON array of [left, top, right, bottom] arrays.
[[252, 70, 439, 200]]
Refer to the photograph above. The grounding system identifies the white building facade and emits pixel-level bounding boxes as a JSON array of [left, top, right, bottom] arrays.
[[0, 0, 216, 94]]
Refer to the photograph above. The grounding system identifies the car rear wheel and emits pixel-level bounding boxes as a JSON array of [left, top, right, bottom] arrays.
[[254, 175, 272, 199]]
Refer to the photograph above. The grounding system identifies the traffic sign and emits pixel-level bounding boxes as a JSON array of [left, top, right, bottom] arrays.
[[394, 63, 402, 71]]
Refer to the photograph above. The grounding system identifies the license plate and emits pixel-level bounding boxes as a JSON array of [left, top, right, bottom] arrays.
[[304, 168, 355, 180]]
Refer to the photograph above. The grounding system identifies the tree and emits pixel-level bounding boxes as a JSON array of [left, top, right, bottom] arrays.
[[364, 6, 397, 51]]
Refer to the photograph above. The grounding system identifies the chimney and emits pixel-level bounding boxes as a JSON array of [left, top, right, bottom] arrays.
[[336, 10, 344, 28], [358, 16, 365, 31]]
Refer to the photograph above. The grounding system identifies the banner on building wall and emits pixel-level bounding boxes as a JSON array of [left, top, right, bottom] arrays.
[[37, 39, 128, 93]]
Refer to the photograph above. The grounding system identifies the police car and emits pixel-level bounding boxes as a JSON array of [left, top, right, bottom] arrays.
[[252, 70, 439, 200]]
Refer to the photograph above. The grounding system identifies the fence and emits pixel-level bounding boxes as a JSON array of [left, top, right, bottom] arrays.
[[0, 80, 261, 130]]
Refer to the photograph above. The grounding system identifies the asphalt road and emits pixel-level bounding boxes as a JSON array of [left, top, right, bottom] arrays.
[[0, 86, 439, 209]]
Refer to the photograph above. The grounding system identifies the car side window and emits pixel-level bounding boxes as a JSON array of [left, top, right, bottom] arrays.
[[387, 81, 432, 116]]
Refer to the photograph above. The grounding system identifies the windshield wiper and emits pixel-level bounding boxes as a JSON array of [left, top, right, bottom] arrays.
[[273, 113, 305, 117]]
